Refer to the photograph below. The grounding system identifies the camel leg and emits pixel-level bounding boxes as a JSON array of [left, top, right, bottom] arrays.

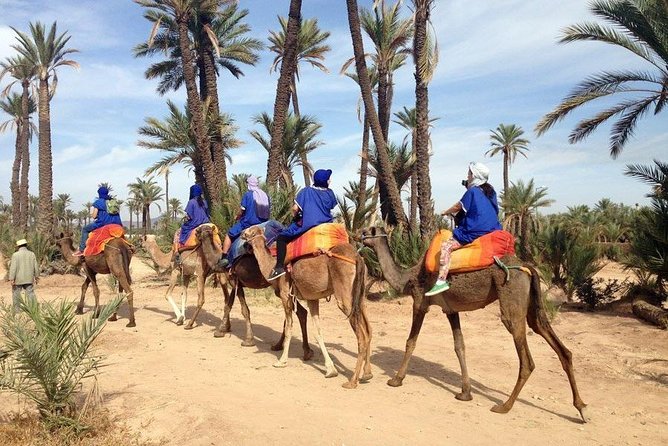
[[387, 307, 427, 387], [76, 277, 90, 314], [491, 318, 534, 414], [446, 312, 472, 401], [528, 313, 589, 422], [184, 273, 206, 330], [273, 301, 313, 361], [274, 290, 294, 368], [117, 277, 135, 328], [236, 287, 256, 347], [89, 274, 103, 320], [342, 306, 371, 389], [165, 269, 183, 324], [307, 300, 338, 379], [214, 281, 235, 337], [179, 277, 190, 326], [359, 306, 373, 383]]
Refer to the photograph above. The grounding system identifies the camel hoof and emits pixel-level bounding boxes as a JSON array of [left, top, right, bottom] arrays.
[[126, 321, 136, 328], [578, 406, 590, 424], [221, 323, 231, 333], [325, 368, 338, 378], [107, 315, 117, 322], [175, 317, 184, 326], [213, 330, 226, 338], [342, 381, 358, 389], [455, 391, 472, 401], [302, 349, 314, 361], [184, 324, 194, 331], [490, 403, 511, 414], [273, 360, 287, 368], [75, 307, 84, 315], [241, 339, 256, 347], [360, 373, 373, 383], [387, 377, 403, 387], [270, 343, 284, 352]]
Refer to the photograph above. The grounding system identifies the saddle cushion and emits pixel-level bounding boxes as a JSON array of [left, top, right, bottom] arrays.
[[228, 220, 284, 265], [425, 229, 516, 274], [281, 223, 349, 264], [84, 224, 126, 256], [173, 223, 221, 252]]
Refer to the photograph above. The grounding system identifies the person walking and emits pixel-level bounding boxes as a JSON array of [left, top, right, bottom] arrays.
[[8, 238, 40, 310]]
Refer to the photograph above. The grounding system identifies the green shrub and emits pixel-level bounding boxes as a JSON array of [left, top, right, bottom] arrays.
[[576, 277, 626, 310]]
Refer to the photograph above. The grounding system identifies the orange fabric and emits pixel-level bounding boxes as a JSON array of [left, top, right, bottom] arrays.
[[269, 223, 349, 264], [173, 223, 222, 252], [425, 229, 515, 274], [84, 224, 127, 256]]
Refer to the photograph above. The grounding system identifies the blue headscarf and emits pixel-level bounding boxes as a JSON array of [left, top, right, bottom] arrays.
[[97, 186, 110, 200], [189, 184, 203, 200], [313, 169, 332, 188]]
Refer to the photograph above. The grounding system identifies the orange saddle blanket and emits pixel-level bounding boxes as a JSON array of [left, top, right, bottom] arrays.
[[173, 223, 222, 252], [425, 229, 515, 274], [84, 224, 127, 256], [269, 223, 349, 264]]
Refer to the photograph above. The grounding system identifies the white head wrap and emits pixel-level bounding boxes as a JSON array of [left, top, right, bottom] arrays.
[[468, 162, 490, 187]]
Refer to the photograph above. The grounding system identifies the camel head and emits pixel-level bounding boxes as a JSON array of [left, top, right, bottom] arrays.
[[55, 231, 75, 250], [196, 224, 214, 242], [241, 225, 265, 243], [359, 226, 389, 249]]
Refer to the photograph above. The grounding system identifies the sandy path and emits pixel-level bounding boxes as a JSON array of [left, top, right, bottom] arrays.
[[1, 258, 667, 446]]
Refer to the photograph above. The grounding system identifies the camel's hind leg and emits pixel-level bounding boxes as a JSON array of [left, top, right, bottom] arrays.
[[492, 309, 535, 414], [76, 277, 91, 314], [306, 299, 338, 379], [236, 286, 255, 347], [359, 305, 373, 383], [165, 268, 184, 324], [214, 279, 235, 337], [387, 305, 427, 387], [184, 273, 206, 330], [275, 285, 294, 368], [342, 303, 372, 389], [271, 301, 313, 361], [446, 312, 472, 401], [88, 272, 102, 319]]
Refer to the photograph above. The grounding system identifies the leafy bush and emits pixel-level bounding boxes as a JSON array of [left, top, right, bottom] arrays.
[[576, 277, 626, 310], [0, 296, 122, 431]]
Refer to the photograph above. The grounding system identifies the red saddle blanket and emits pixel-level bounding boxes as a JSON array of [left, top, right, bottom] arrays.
[[425, 229, 516, 274], [173, 223, 222, 252], [84, 224, 127, 256], [269, 223, 349, 264]]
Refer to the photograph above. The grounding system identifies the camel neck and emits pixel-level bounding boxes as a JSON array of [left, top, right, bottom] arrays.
[[246, 236, 275, 279], [58, 239, 82, 266], [372, 237, 419, 293], [198, 231, 222, 269]]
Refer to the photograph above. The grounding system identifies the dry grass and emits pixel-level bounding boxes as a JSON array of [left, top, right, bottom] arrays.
[[0, 409, 164, 446]]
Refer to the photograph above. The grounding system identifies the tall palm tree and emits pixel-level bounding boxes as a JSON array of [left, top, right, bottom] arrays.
[[53, 192, 72, 229], [501, 178, 555, 259], [250, 112, 322, 189], [486, 124, 530, 194], [10, 22, 78, 235], [0, 93, 36, 228], [269, 16, 330, 186], [135, 0, 218, 206], [346, 0, 408, 228], [266, 0, 302, 189], [168, 197, 183, 219], [535, 0, 668, 159], [127, 177, 164, 232], [412, 0, 438, 238], [1, 55, 37, 231], [157, 166, 170, 218]]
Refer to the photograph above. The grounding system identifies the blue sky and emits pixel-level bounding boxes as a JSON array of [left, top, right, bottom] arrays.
[[0, 0, 665, 220]]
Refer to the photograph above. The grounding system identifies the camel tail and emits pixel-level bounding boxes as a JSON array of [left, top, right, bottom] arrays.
[[121, 244, 132, 286], [348, 254, 367, 325], [526, 265, 550, 331]]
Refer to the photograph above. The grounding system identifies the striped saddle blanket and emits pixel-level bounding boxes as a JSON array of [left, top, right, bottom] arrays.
[[173, 223, 222, 251], [268, 223, 350, 264], [84, 224, 128, 256], [425, 229, 516, 274]]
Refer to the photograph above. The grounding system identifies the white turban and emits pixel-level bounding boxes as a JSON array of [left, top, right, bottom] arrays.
[[468, 162, 490, 187]]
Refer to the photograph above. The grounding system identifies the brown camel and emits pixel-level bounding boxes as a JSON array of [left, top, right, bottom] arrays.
[[242, 225, 372, 389], [56, 232, 136, 327], [141, 234, 172, 273], [198, 225, 312, 357], [360, 226, 588, 422]]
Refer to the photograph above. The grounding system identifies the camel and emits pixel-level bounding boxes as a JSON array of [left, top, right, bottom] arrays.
[[197, 225, 312, 358], [360, 226, 588, 422], [56, 232, 136, 327], [242, 225, 372, 389], [141, 234, 172, 273]]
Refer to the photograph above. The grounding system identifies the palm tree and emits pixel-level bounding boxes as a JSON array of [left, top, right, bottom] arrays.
[[486, 124, 530, 194], [266, 0, 302, 189], [135, 0, 217, 206], [535, 0, 668, 159], [53, 193, 72, 229], [345, 0, 408, 228], [250, 112, 322, 189], [412, 0, 439, 238], [168, 197, 183, 219], [127, 177, 164, 232], [157, 166, 170, 218], [269, 16, 330, 186], [10, 22, 79, 235], [501, 179, 555, 259], [0, 92, 36, 228], [1, 55, 37, 231]]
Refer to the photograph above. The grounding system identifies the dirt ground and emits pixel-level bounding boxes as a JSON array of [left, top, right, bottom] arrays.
[[1, 258, 667, 446]]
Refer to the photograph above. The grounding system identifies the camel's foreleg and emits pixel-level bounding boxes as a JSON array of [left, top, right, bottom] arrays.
[[307, 300, 338, 379], [184, 274, 206, 330], [89, 274, 102, 320], [275, 288, 294, 368], [387, 306, 427, 387], [165, 269, 183, 324], [214, 279, 235, 337], [76, 277, 90, 314], [446, 312, 472, 401]]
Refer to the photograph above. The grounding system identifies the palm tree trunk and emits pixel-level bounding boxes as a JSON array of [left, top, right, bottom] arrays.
[[346, 0, 408, 228], [355, 114, 370, 230], [376, 64, 392, 223], [503, 150, 509, 194], [409, 134, 418, 232], [19, 80, 30, 231], [267, 0, 302, 189], [36, 77, 54, 235], [147, 205, 152, 231], [414, 0, 435, 238], [11, 131, 21, 226], [165, 172, 169, 219], [129, 209, 133, 232], [175, 14, 219, 207], [291, 75, 312, 187]]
